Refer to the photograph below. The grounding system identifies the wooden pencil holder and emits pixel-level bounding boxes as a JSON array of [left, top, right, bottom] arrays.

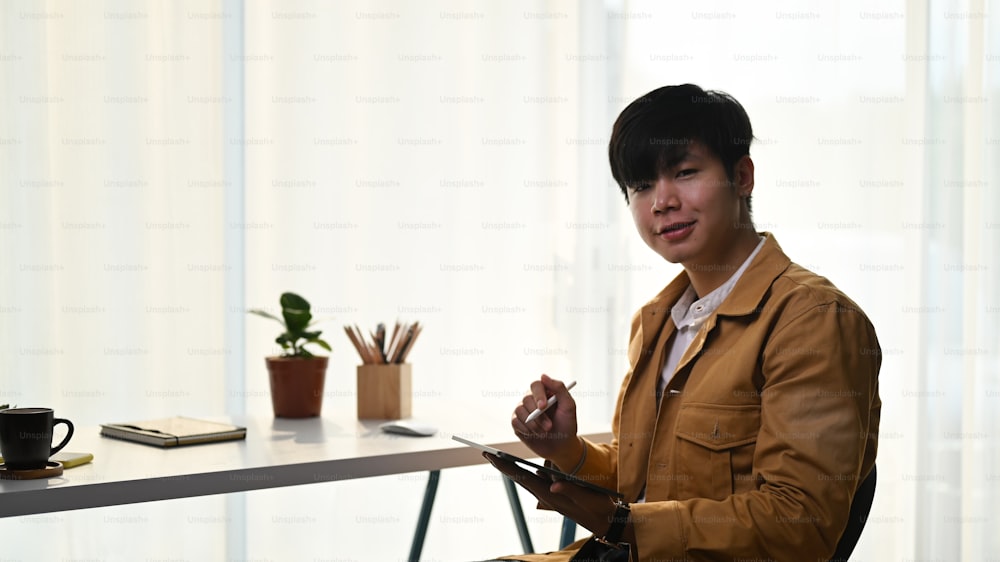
[[356, 363, 412, 420]]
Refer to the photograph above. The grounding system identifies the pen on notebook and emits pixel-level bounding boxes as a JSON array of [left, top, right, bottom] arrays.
[[524, 380, 577, 423]]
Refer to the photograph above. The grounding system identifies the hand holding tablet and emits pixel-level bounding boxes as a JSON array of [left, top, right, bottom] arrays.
[[452, 435, 622, 499]]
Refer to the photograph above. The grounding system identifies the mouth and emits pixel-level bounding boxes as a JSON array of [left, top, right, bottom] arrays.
[[658, 221, 696, 234], [657, 220, 696, 241]]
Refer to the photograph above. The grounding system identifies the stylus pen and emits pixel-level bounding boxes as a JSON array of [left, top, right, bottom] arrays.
[[524, 380, 577, 423]]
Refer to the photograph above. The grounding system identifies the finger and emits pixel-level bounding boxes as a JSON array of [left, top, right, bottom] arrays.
[[529, 379, 549, 411], [540, 373, 568, 390], [540, 374, 571, 401], [483, 451, 511, 471], [516, 394, 546, 425], [484, 453, 523, 483], [521, 405, 556, 432], [490, 459, 564, 503], [541, 377, 579, 419], [520, 394, 537, 416], [483, 453, 545, 483], [484, 452, 512, 470], [484, 454, 546, 491], [512, 409, 550, 437], [511, 407, 529, 433], [511, 410, 532, 437], [518, 387, 553, 431], [549, 479, 575, 495]]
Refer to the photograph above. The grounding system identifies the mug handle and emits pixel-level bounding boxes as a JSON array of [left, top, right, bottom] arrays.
[[50, 418, 75, 456]]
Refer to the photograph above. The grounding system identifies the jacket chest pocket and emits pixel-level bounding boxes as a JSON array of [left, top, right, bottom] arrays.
[[670, 403, 761, 500]]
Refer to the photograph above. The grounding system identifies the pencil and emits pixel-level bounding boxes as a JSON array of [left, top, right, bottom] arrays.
[[346, 320, 423, 365], [386, 321, 401, 362], [353, 325, 375, 364], [344, 326, 366, 363], [398, 322, 422, 363]]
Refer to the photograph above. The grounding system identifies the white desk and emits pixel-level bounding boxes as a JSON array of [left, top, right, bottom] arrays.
[[0, 414, 613, 519]]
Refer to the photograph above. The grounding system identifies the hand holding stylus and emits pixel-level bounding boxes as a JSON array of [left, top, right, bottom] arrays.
[[513, 375, 583, 466], [525, 380, 577, 423]]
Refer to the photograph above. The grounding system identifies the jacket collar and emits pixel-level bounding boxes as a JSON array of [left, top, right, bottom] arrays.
[[716, 232, 791, 316], [636, 232, 791, 353]]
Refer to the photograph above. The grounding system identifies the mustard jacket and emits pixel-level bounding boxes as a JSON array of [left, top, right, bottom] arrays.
[[510, 233, 881, 561]]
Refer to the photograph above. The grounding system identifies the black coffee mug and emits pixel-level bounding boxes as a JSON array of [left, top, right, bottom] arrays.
[[0, 408, 75, 470]]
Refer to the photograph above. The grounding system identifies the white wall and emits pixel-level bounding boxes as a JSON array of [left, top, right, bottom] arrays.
[[1, 0, 997, 560]]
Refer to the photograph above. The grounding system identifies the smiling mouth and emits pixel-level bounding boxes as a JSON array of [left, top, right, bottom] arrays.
[[659, 221, 695, 234]]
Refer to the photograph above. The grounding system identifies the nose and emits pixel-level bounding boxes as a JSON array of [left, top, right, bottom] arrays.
[[651, 177, 678, 214]]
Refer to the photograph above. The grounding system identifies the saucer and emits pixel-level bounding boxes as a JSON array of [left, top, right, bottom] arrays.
[[0, 461, 64, 480]]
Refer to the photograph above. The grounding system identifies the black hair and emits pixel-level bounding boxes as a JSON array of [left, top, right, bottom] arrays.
[[608, 84, 754, 207]]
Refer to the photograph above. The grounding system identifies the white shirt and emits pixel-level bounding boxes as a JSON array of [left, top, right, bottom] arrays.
[[657, 236, 766, 398]]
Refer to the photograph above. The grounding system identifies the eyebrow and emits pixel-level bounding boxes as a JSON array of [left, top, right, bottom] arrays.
[[623, 142, 707, 189], [663, 148, 702, 170]]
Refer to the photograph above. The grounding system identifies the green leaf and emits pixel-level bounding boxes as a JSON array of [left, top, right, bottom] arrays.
[[284, 315, 310, 334], [307, 337, 332, 352], [251, 293, 329, 357], [280, 292, 310, 311], [280, 293, 312, 332], [307, 315, 336, 327], [247, 309, 285, 326]]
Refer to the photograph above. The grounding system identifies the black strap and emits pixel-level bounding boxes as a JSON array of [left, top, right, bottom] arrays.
[[603, 500, 631, 545]]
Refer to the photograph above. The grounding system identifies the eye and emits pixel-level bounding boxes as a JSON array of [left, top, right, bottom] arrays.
[[629, 182, 652, 193], [676, 168, 697, 178]]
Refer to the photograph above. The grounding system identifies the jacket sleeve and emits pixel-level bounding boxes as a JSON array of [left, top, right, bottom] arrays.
[[629, 301, 882, 561]]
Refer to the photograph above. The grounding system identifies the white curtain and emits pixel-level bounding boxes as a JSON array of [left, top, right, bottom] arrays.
[[1, 0, 997, 559]]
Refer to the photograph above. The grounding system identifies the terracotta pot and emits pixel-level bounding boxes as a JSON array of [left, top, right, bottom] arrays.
[[265, 356, 328, 418]]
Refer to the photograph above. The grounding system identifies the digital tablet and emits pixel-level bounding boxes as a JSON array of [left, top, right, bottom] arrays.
[[452, 435, 623, 499]]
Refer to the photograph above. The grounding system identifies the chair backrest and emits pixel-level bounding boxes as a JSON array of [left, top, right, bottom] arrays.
[[830, 465, 877, 561]]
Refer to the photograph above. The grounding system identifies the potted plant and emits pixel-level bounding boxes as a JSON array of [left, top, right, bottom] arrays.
[[248, 292, 332, 418]]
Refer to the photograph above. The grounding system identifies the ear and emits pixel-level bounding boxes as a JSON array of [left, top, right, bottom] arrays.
[[733, 155, 754, 198]]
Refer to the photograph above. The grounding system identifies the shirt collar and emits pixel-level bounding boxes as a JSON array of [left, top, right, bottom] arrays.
[[636, 232, 794, 356], [670, 236, 766, 329]]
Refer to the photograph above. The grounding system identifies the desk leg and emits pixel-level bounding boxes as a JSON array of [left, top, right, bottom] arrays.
[[409, 469, 441, 562], [502, 476, 535, 553], [559, 516, 576, 548]]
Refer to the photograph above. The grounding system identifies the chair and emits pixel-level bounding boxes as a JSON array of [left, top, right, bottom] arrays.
[[556, 465, 878, 558], [830, 465, 877, 561]]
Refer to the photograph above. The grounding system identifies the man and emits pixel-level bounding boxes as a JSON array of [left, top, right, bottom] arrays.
[[486, 84, 881, 561]]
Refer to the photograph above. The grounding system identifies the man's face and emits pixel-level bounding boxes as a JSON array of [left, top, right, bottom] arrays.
[[626, 142, 753, 271]]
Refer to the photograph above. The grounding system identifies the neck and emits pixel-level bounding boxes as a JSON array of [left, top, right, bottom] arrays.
[[684, 228, 761, 297]]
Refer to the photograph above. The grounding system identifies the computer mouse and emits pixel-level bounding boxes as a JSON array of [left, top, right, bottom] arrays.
[[379, 420, 438, 437]]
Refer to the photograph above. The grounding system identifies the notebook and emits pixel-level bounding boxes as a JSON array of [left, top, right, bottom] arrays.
[[100, 416, 246, 447]]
